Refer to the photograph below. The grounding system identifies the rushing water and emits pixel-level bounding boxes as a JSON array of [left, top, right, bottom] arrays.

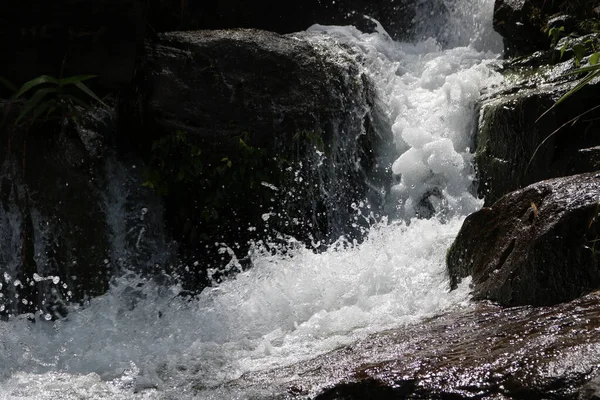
[[0, 1, 502, 398]]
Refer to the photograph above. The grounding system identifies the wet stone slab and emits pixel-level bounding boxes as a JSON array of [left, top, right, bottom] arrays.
[[219, 292, 600, 399]]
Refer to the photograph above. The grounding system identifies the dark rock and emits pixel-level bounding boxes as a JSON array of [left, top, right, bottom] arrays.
[[0, 117, 112, 316], [447, 172, 600, 307], [493, 0, 550, 57], [0, 103, 173, 317], [475, 59, 600, 206], [229, 293, 600, 399], [146, 0, 427, 42], [493, 0, 600, 57], [133, 29, 394, 286]]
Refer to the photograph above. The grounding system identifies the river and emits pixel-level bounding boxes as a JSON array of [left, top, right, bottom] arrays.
[[0, 1, 504, 398]]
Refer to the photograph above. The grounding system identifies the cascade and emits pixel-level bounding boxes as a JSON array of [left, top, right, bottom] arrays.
[[0, 0, 505, 398]]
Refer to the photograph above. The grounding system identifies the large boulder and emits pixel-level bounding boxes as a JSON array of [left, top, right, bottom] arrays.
[[475, 59, 600, 206], [447, 172, 600, 307], [131, 29, 394, 285]]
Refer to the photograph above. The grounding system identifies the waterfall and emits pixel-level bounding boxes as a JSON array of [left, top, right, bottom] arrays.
[[0, 0, 503, 398]]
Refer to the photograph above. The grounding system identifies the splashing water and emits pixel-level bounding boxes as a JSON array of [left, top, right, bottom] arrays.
[[0, 0, 503, 398]]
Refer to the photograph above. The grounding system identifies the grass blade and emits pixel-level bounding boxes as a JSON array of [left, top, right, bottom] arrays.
[[555, 70, 600, 106], [12, 75, 59, 99], [73, 81, 107, 106], [561, 63, 600, 76], [14, 87, 58, 125], [59, 75, 97, 86]]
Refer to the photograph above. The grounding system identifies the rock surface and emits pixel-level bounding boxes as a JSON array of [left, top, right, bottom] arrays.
[[135, 29, 394, 285], [447, 172, 600, 307], [475, 57, 600, 206], [218, 292, 600, 399], [493, 0, 550, 57], [0, 107, 171, 318], [145, 0, 435, 42], [492, 0, 600, 57]]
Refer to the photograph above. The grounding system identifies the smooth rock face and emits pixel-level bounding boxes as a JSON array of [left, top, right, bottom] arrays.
[[447, 172, 600, 307], [137, 29, 394, 280]]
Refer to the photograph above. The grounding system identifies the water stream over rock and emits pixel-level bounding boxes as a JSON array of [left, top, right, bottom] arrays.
[[4, 1, 598, 399]]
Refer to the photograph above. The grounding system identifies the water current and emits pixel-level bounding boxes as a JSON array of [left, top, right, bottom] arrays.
[[0, 1, 503, 398]]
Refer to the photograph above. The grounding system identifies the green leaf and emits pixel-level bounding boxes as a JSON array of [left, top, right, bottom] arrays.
[[556, 70, 600, 106], [12, 75, 59, 99], [31, 99, 56, 122], [73, 81, 107, 106], [60, 94, 90, 108], [590, 52, 600, 66], [572, 43, 587, 66], [14, 87, 58, 125], [561, 63, 600, 76], [560, 41, 569, 60], [59, 74, 97, 86]]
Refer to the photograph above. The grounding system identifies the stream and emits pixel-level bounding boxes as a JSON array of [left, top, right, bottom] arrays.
[[4, 1, 594, 399]]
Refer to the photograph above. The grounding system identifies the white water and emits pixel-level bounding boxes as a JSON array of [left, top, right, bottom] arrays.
[[0, 1, 502, 398]]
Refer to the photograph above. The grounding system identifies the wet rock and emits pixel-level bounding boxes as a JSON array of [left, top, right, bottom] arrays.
[[582, 375, 600, 400], [475, 59, 600, 206], [492, 0, 600, 57], [226, 292, 600, 399], [135, 29, 394, 286], [0, 117, 112, 316], [447, 172, 600, 307], [493, 0, 550, 57], [145, 0, 427, 42], [0, 103, 172, 317]]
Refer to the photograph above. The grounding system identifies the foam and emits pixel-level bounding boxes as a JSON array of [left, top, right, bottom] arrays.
[[0, 0, 502, 397]]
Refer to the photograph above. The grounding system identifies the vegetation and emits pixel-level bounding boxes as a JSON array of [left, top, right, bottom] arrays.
[[1, 74, 106, 165], [1, 74, 105, 128]]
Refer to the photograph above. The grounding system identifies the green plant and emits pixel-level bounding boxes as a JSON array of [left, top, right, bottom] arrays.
[[530, 53, 600, 170], [142, 130, 273, 195], [548, 26, 566, 48], [6, 74, 105, 127], [1, 73, 106, 174], [142, 130, 204, 194]]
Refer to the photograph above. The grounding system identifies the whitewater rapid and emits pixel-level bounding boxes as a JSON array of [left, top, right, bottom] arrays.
[[0, 1, 503, 398]]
